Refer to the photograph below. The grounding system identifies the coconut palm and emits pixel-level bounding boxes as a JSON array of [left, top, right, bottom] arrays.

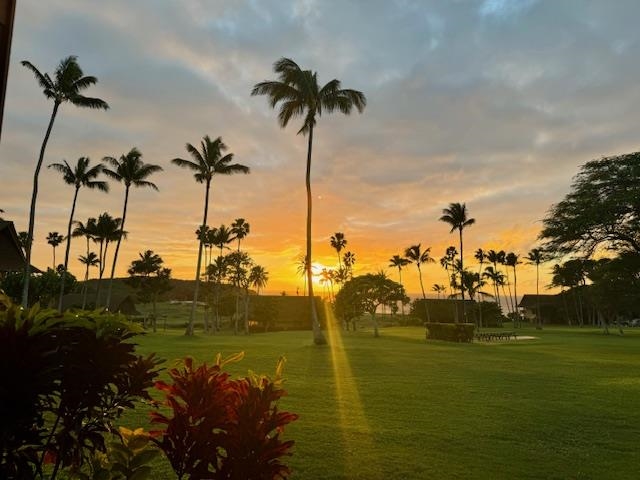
[[505, 252, 521, 327], [330, 232, 347, 269], [432, 284, 446, 299], [231, 218, 250, 252], [49, 157, 109, 310], [20, 56, 108, 307], [343, 251, 356, 279], [252, 57, 366, 345], [389, 254, 411, 314], [172, 135, 249, 335], [404, 244, 434, 322], [46, 232, 64, 269], [527, 248, 546, 329], [92, 212, 124, 305], [102, 148, 162, 308], [72, 218, 97, 259], [249, 265, 269, 295], [78, 251, 99, 309], [439, 202, 475, 322], [482, 265, 504, 307], [297, 255, 309, 295]]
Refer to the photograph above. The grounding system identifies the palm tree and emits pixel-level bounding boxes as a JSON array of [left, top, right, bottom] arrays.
[[389, 254, 411, 314], [252, 57, 366, 345], [92, 212, 124, 306], [330, 232, 347, 269], [297, 255, 309, 295], [432, 284, 446, 299], [474, 248, 486, 329], [404, 244, 434, 322], [49, 157, 109, 310], [505, 252, 521, 327], [439, 202, 475, 322], [196, 224, 211, 266], [46, 232, 64, 269], [343, 251, 356, 279], [231, 218, 250, 252], [172, 135, 249, 335], [78, 251, 99, 309], [249, 265, 269, 295], [527, 248, 546, 329], [20, 56, 108, 307], [102, 148, 162, 308]]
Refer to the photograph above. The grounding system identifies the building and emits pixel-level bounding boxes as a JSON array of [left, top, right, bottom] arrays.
[[0, 219, 25, 276], [0, 0, 16, 140]]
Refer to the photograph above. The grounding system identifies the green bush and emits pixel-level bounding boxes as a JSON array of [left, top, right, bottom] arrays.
[[425, 322, 475, 342]]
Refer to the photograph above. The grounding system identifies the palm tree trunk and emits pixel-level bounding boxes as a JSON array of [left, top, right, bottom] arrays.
[[52, 246, 56, 270], [399, 268, 405, 315], [94, 239, 105, 306], [306, 125, 326, 345], [512, 266, 519, 327], [22, 101, 61, 308], [106, 186, 130, 309], [418, 265, 431, 322], [57, 186, 80, 311], [458, 228, 464, 323], [535, 263, 542, 329], [187, 180, 211, 335], [81, 263, 89, 310]]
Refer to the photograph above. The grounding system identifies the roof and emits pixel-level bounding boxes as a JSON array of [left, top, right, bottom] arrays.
[[518, 294, 561, 309], [0, 220, 26, 272]]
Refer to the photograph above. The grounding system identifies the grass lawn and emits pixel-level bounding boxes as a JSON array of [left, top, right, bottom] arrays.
[[125, 323, 640, 479]]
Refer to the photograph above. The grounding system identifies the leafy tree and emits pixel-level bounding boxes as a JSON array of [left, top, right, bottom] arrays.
[[172, 136, 249, 336], [49, 157, 109, 311], [126, 250, 172, 331], [330, 232, 347, 269], [405, 244, 434, 322], [46, 231, 64, 269], [540, 152, 640, 256], [103, 148, 162, 308], [252, 57, 366, 345], [334, 273, 408, 337], [439, 202, 475, 322], [20, 56, 108, 308]]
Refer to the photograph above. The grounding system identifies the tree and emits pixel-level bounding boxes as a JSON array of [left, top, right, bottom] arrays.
[[527, 248, 547, 329], [334, 273, 408, 337], [126, 250, 172, 331], [541, 152, 640, 257], [103, 148, 162, 309], [49, 157, 109, 311], [78, 251, 99, 309], [92, 212, 124, 305], [432, 284, 446, 299], [389, 254, 411, 314], [343, 251, 356, 279], [404, 244, 435, 322], [46, 232, 64, 269], [20, 56, 108, 308], [439, 202, 475, 322], [252, 57, 366, 345], [230, 218, 250, 252], [172, 136, 249, 335], [330, 232, 347, 269], [296, 255, 309, 296], [505, 252, 521, 327]]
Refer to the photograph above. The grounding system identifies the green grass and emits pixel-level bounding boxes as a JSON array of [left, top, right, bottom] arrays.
[[124, 324, 640, 479]]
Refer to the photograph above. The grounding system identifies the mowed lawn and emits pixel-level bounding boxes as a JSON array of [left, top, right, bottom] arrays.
[[126, 325, 640, 479]]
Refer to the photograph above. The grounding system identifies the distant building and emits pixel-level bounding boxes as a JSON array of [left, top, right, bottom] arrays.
[[0, 0, 16, 141], [518, 294, 565, 324]]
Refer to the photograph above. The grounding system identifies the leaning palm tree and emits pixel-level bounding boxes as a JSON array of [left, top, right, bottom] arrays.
[[389, 254, 411, 314], [46, 232, 64, 269], [231, 218, 250, 252], [527, 248, 546, 329], [172, 135, 249, 336], [20, 55, 108, 307], [404, 244, 434, 322], [49, 157, 109, 310], [439, 202, 475, 322], [252, 57, 366, 345], [103, 148, 162, 308], [330, 232, 348, 269], [78, 251, 99, 309]]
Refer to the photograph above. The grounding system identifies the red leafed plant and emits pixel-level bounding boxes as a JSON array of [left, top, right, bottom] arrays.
[[150, 353, 298, 480]]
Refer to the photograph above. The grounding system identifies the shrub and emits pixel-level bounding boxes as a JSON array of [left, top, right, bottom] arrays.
[[425, 322, 475, 342], [150, 353, 298, 480]]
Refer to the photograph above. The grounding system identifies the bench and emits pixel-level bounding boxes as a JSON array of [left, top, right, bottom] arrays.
[[475, 331, 517, 342]]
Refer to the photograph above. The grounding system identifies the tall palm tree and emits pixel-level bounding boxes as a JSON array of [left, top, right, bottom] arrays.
[[527, 248, 546, 329], [474, 248, 486, 329], [46, 232, 64, 269], [505, 252, 521, 326], [486, 250, 503, 307], [432, 284, 446, 299], [172, 135, 249, 335], [20, 56, 108, 307], [231, 218, 250, 252], [49, 157, 109, 310], [330, 232, 348, 269], [439, 202, 475, 322], [249, 265, 269, 295], [78, 251, 99, 309], [343, 251, 356, 279], [297, 254, 309, 295], [103, 148, 162, 308], [92, 212, 124, 306], [252, 57, 366, 345], [389, 254, 411, 314], [404, 244, 434, 322]]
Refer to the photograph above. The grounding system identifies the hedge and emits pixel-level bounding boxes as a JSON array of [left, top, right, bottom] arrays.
[[425, 322, 475, 343]]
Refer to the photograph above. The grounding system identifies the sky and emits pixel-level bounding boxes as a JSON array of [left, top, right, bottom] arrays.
[[1, 0, 639, 297]]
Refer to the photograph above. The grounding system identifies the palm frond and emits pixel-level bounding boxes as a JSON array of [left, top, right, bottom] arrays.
[[133, 180, 159, 191], [86, 180, 109, 192], [70, 94, 109, 110], [171, 157, 200, 170], [20, 60, 53, 91]]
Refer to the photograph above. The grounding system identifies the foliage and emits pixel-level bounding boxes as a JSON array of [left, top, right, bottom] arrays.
[[425, 322, 475, 342], [150, 354, 298, 480], [540, 152, 640, 256], [1, 268, 77, 307], [0, 294, 162, 479], [126, 251, 172, 331]]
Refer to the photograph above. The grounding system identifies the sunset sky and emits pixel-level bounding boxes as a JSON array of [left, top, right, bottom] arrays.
[[2, 0, 639, 297]]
